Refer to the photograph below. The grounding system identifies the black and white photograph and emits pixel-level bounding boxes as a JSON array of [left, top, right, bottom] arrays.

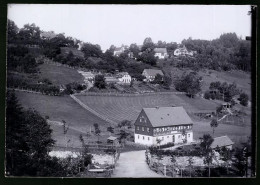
[[5, 4, 256, 178]]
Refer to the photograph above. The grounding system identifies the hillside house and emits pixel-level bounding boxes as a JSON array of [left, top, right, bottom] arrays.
[[107, 136, 120, 146], [134, 106, 194, 146], [174, 45, 197, 57], [78, 70, 95, 83], [142, 69, 164, 82], [210, 136, 234, 150], [116, 72, 132, 85], [113, 45, 129, 57], [40, 31, 57, 40], [154, 48, 168, 59], [105, 76, 119, 84]]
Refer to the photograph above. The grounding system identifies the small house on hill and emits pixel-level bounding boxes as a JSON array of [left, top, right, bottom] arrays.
[[142, 69, 164, 82], [174, 45, 196, 57], [134, 106, 194, 146], [154, 48, 168, 59], [116, 72, 131, 84], [107, 136, 120, 146], [210, 136, 234, 150], [40, 31, 57, 40]]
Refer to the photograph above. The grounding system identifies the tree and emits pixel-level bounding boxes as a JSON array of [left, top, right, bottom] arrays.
[[18, 23, 41, 45], [238, 93, 249, 106], [6, 91, 65, 176], [118, 120, 132, 130], [107, 126, 114, 134], [210, 119, 218, 137], [156, 138, 162, 149], [220, 146, 232, 174], [94, 75, 106, 89], [187, 156, 194, 177], [175, 72, 202, 98], [116, 130, 130, 146], [81, 43, 102, 59], [163, 75, 172, 89], [200, 134, 214, 151], [153, 74, 163, 84], [7, 19, 19, 43], [93, 123, 101, 144], [200, 134, 214, 177]]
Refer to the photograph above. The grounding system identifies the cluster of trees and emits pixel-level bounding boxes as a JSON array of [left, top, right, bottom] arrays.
[[181, 34, 251, 71], [204, 81, 248, 105], [6, 91, 93, 176], [7, 74, 61, 95], [64, 82, 87, 94], [175, 72, 202, 97], [6, 91, 65, 176], [7, 45, 39, 73]]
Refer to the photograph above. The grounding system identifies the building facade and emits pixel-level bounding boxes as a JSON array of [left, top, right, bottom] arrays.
[[142, 69, 164, 82], [154, 48, 168, 59], [174, 45, 197, 57], [134, 106, 193, 146], [117, 72, 132, 84]]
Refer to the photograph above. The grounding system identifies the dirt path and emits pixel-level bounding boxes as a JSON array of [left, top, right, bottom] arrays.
[[112, 150, 163, 178]]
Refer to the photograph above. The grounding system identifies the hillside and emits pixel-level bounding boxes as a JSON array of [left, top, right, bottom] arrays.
[[15, 91, 110, 147], [163, 66, 251, 100], [76, 94, 221, 123], [38, 63, 84, 86]]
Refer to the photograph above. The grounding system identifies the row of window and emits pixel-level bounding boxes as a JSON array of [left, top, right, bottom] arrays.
[[154, 125, 192, 133], [136, 125, 192, 133], [137, 135, 150, 141], [137, 126, 150, 132]]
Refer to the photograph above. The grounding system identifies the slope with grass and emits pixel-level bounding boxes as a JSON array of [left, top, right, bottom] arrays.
[[76, 93, 221, 123], [15, 91, 110, 147], [38, 63, 84, 86]]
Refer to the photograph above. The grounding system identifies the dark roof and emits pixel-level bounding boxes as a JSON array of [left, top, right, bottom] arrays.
[[143, 106, 193, 127], [107, 136, 118, 141], [154, 48, 167, 54], [143, 69, 164, 76], [211, 136, 234, 149]]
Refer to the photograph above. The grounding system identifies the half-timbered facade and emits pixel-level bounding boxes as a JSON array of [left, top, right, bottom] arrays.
[[134, 106, 193, 146]]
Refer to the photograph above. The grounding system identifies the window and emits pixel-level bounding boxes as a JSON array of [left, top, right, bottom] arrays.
[[167, 136, 169, 138], [138, 135, 139, 139], [143, 136, 145, 140], [142, 127, 144, 131], [188, 134, 190, 137], [148, 137, 150, 141], [137, 126, 139, 130], [162, 137, 164, 140], [178, 135, 181, 139], [147, 128, 150, 132]]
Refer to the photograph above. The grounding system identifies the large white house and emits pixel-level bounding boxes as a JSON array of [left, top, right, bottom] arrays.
[[154, 48, 168, 59], [134, 106, 194, 146], [116, 72, 131, 84], [174, 45, 197, 57], [142, 69, 164, 82]]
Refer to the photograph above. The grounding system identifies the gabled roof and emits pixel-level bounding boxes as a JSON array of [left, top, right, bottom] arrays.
[[107, 136, 118, 141], [143, 69, 164, 76], [142, 106, 193, 127], [154, 48, 167, 54], [210, 136, 234, 149]]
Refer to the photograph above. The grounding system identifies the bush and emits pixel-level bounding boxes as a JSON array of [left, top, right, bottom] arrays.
[[238, 93, 249, 106]]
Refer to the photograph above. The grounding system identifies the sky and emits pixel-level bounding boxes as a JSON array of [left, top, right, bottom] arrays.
[[8, 4, 251, 51]]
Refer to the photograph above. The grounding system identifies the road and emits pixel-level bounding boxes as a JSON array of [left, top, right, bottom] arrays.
[[112, 150, 163, 178]]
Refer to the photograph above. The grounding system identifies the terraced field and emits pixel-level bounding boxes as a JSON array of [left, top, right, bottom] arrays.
[[76, 94, 221, 123]]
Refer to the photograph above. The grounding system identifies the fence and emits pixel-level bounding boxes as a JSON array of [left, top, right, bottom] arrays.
[[7, 87, 60, 96], [74, 91, 186, 97]]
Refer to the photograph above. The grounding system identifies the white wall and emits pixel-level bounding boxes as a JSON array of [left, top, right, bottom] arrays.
[[134, 134, 154, 146], [135, 131, 194, 146]]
